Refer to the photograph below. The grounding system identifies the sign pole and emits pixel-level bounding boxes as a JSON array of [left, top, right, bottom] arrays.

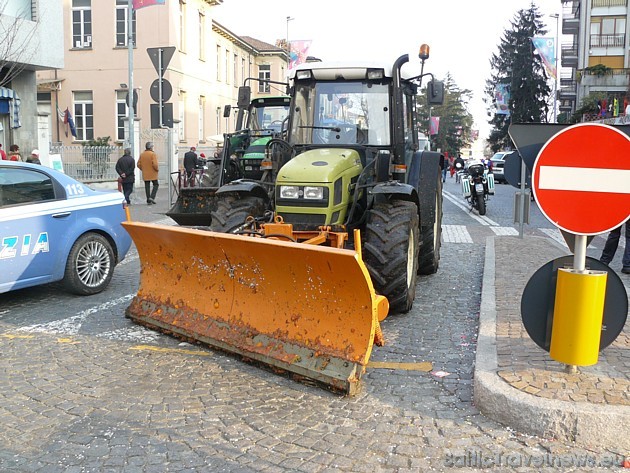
[[127, 0, 135, 158], [158, 49, 163, 128], [518, 158, 526, 238]]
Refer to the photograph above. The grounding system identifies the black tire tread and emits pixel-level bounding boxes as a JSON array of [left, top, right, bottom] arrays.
[[418, 175, 443, 275], [363, 200, 419, 314], [209, 195, 266, 233]]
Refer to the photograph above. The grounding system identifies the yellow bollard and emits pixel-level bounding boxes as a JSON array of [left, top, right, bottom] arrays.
[[549, 268, 608, 366]]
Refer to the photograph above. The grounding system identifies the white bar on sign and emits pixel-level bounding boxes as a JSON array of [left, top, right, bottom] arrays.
[[538, 166, 630, 194]]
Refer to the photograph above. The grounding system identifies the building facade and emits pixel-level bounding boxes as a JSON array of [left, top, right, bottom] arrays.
[[561, 0, 630, 119], [1, 0, 63, 154], [37, 0, 288, 149]]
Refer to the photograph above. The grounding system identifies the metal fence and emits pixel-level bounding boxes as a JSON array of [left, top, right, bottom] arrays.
[[51, 142, 224, 184], [51, 145, 123, 182]]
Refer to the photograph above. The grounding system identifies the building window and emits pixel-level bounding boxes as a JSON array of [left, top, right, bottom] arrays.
[[115, 0, 136, 47], [216, 107, 221, 135], [234, 54, 238, 86], [199, 11, 205, 60], [241, 58, 246, 84], [73, 91, 94, 141], [225, 48, 229, 84], [179, 0, 186, 52], [198, 96, 205, 142], [4, 0, 33, 20], [216, 45, 221, 81], [72, 0, 92, 49], [116, 91, 128, 142], [590, 17, 626, 48], [179, 91, 186, 141], [258, 65, 271, 93]]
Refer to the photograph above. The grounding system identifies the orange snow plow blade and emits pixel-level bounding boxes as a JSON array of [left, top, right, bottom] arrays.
[[122, 222, 388, 395]]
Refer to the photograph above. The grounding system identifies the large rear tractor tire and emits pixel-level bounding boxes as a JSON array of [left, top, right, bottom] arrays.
[[363, 200, 420, 314], [418, 176, 443, 275], [200, 162, 220, 187], [209, 194, 267, 233]]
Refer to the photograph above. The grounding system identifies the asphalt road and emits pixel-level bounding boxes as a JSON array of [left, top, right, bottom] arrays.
[[0, 179, 626, 472]]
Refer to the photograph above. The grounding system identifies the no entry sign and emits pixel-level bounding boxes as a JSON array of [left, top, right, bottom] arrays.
[[533, 123, 630, 235]]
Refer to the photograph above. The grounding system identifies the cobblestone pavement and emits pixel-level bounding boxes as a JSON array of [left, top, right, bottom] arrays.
[[0, 186, 628, 471]]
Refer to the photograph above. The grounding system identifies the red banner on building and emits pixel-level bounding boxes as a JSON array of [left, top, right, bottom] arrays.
[[133, 0, 165, 10]]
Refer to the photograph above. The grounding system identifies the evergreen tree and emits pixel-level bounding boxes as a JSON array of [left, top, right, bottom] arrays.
[[485, 3, 551, 152], [417, 73, 473, 157]]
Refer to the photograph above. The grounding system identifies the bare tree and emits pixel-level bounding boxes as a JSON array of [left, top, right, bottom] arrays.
[[0, 0, 38, 87]]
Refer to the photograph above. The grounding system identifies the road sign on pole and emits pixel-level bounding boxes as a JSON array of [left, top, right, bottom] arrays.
[[532, 123, 630, 235], [147, 46, 175, 77]]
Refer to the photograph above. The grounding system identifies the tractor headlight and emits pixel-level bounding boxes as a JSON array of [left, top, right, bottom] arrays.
[[303, 186, 324, 200], [279, 185, 300, 199]]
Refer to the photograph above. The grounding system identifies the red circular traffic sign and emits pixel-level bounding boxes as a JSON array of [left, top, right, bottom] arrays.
[[532, 123, 630, 235]]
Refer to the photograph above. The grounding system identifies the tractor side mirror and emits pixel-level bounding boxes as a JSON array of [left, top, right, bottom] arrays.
[[223, 105, 231, 118], [427, 80, 444, 105], [237, 86, 252, 108]]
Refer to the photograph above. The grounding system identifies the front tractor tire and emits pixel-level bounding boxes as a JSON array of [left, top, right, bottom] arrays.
[[209, 194, 267, 233], [363, 200, 420, 314], [418, 176, 443, 275]]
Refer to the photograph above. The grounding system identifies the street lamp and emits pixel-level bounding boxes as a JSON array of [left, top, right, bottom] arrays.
[[550, 13, 560, 122], [286, 16, 294, 54]]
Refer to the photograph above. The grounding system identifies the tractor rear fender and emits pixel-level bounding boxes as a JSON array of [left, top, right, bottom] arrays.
[[370, 181, 419, 207], [215, 180, 270, 202], [409, 150, 441, 227]]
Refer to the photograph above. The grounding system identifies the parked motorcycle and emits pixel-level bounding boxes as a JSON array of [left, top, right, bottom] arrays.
[[461, 159, 494, 215]]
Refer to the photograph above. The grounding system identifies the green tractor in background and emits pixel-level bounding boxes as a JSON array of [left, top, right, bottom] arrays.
[[166, 79, 290, 226]]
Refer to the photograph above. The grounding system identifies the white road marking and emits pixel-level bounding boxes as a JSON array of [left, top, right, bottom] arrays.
[[538, 166, 630, 193], [538, 228, 568, 247], [97, 327, 160, 343], [443, 190, 499, 226], [442, 225, 473, 243], [490, 226, 519, 236], [18, 294, 135, 335]]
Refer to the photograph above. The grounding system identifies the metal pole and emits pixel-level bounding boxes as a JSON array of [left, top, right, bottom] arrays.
[[551, 13, 560, 123], [518, 158, 526, 238], [158, 49, 163, 127], [127, 0, 135, 157], [168, 127, 173, 206]]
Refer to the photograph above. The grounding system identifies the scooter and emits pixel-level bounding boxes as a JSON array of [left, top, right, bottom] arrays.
[[461, 159, 494, 216]]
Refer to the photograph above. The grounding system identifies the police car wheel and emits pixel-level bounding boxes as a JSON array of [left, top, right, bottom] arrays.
[[64, 233, 115, 295]]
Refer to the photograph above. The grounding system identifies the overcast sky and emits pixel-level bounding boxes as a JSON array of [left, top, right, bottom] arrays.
[[213, 0, 562, 142]]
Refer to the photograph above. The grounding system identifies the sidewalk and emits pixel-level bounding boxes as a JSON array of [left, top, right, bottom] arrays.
[[475, 235, 630, 450]]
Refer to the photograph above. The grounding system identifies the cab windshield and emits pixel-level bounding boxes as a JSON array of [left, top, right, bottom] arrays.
[[249, 104, 290, 133], [290, 81, 391, 146]]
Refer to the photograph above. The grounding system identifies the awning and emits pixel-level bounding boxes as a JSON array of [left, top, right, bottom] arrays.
[[37, 78, 64, 91], [0, 87, 21, 129]]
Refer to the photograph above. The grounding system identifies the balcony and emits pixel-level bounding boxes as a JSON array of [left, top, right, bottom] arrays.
[[592, 0, 627, 6], [561, 43, 578, 67], [562, 0, 580, 34], [559, 80, 578, 100], [579, 67, 630, 88], [590, 33, 625, 47]]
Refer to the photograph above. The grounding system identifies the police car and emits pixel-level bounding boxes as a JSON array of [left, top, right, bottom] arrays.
[[0, 161, 132, 295]]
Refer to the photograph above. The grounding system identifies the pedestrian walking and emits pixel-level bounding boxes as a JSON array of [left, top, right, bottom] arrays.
[[137, 141, 159, 205], [0, 144, 7, 160], [27, 149, 41, 165], [599, 220, 630, 274], [115, 147, 135, 205]]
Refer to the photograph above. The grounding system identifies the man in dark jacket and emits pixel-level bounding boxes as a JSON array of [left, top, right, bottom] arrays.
[[183, 146, 199, 185], [115, 147, 135, 205]]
